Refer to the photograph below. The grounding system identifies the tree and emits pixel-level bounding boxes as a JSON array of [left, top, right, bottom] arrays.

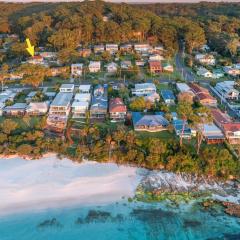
[[1, 119, 18, 135], [177, 101, 193, 146], [17, 64, 51, 87]]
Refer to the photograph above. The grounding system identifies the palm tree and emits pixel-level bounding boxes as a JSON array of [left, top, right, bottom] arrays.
[[177, 101, 193, 146]]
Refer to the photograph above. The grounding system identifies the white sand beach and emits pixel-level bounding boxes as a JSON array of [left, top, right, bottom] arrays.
[[0, 155, 145, 216]]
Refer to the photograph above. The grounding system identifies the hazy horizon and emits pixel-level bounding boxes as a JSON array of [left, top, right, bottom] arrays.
[[0, 0, 239, 3]]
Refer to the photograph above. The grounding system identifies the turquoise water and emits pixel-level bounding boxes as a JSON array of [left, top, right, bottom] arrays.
[[0, 201, 240, 240]]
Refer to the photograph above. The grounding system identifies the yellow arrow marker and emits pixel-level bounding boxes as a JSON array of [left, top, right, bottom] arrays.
[[26, 38, 35, 57]]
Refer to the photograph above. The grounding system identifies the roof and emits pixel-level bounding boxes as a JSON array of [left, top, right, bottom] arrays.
[[60, 84, 74, 89], [5, 103, 27, 110], [51, 92, 73, 107], [79, 84, 91, 91], [132, 112, 169, 127], [211, 109, 231, 125], [72, 101, 89, 108], [222, 123, 240, 132], [135, 83, 156, 91], [109, 98, 126, 113], [74, 93, 91, 102], [161, 90, 175, 100], [176, 83, 191, 93], [149, 61, 162, 68], [27, 102, 49, 110], [202, 123, 224, 138]]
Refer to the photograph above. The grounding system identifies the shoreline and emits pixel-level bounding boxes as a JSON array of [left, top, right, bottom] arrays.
[[0, 154, 240, 218], [0, 155, 147, 217]]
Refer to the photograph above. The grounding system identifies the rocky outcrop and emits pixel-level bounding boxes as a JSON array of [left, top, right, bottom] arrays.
[[137, 170, 240, 203]]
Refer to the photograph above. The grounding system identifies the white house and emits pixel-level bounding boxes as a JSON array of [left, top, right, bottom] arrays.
[[79, 84, 91, 94], [106, 62, 118, 73], [134, 44, 152, 53], [195, 54, 216, 65], [132, 83, 156, 97], [176, 83, 192, 93], [74, 93, 91, 103], [71, 63, 83, 77], [89, 61, 101, 73], [149, 54, 164, 61], [105, 44, 118, 54], [197, 67, 213, 78], [215, 81, 239, 100], [71, 101, 89, 118], [26, 102, 49, 116], [60, 84, 75, 93], [94, 45, 105, 53]]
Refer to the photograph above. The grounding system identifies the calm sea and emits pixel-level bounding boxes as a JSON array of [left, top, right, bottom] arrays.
[[0, 201, 240, 240]]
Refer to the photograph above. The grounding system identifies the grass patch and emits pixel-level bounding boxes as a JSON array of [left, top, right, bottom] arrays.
[[136, 130, 175, 140]]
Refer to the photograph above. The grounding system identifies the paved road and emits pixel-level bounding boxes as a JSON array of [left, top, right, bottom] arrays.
[[175, 52, 195, 82]]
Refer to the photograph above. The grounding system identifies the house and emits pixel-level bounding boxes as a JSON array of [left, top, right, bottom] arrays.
[[132, 112, 169, 132], [47, 92, 73, 131], [153, 45, 164, 54], [149, 54, 164, 61], [121, 60, 132, 69], [90, 85, 108, 119], [27, 55, 45, 65], [90, 97, 108, 119], [201, 123, 225, 144], [79, 84, 92, 94], [71, 63, 83, 77], [26, 102, 49, 116], [132, 83, 156, 97], [149, 61, 162, 74], [72, 101, 89, 119], [106, 62, 118, 73], [212, 69, 224, 79], [45, 91, 56, 100], [211, 108, 231, 128], [0, 90, 17, 103], [105, 44, 118, 54], [79, 48, 92, 57], [135, 60, 145, 67], [173, 119, 192, 139], [74, 93, 91, 103], [222, 123, 240, 145], [223, 66, 240, 77], [215, 81, 239, 100], [161, 90, 175, 105], [120, 44, 132, 52], [176, 83, 192, 93], [26, 91, 37, 103], [94, 45, 105, 54], [3, 103, 27, 116], [197, 67, 213, 78], [163, 63, 174, 73], [189, 83, 217, 107], [109, 98, 127, 121], [89, 61, 101, 73], [93, 84, 105, 97], [39, 52, 57, 60], [195, 54, 216, 65], [144, 92, 160, 103], [134, 44, 152, 53], [60, 84, 75, 93]]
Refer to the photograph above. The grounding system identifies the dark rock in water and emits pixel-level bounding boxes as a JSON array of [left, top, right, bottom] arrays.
[[37, 218, 63, 229], [75, 217, 84, 225], [222, 202, 240, 218], [183, 219, 201, 228], [223, 233, 240, 240], [130, 208, 174, 222], [85, 210, 112, 223]]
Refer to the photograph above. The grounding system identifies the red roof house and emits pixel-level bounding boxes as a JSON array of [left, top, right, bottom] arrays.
[[149, 61, 162, 74], [222, 123, 240, 145], [109, 98, 127, 121]]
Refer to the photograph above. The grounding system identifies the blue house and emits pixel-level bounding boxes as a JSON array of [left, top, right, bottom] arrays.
[[173, 119, 192, 139], [161, 90, 175, 105]]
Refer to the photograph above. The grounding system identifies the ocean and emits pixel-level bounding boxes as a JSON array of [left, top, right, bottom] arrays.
[[1, 200, 240, 240]]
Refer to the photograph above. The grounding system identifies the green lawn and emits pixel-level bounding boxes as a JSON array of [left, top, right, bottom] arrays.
[[136, 130, 175, 140]]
